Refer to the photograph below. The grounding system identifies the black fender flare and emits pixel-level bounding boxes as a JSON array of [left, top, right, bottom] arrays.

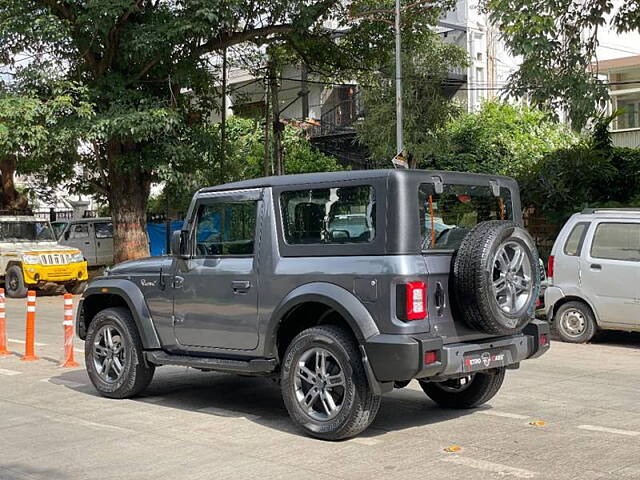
[[77, 278, 161, 349], [264, 282, 380, 357]]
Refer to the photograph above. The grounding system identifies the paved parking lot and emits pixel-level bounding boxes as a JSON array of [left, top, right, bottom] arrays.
[[1, 294, 640, 480]]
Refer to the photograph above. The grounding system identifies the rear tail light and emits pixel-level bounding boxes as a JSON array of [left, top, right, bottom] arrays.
[[424, 350, 438, 365], [539, 333, 549, 347], [406, 281, 427, 321], [547, 255, 554, 279]]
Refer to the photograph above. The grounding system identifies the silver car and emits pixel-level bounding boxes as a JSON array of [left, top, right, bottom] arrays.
[[545, 208, 640, 343], [52, 218, 114, 268]]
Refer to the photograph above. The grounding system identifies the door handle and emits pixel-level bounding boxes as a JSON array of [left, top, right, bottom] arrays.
[[173, 275, 184, 288], [232, 280, 251, 293], [590, 264, 602, 270]]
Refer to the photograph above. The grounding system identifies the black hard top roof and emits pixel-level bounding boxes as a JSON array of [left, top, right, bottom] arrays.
[[200, 169, 517, 193]]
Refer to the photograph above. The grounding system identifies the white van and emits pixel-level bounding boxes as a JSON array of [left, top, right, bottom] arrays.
[[53, 218, 114, 268], [545, 208, 640, 343]]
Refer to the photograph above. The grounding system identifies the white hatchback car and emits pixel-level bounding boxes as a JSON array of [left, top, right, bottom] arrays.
[[545, 208, 640, 343]]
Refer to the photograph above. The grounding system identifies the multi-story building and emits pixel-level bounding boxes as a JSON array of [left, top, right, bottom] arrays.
[[596, 55, 640, 148]]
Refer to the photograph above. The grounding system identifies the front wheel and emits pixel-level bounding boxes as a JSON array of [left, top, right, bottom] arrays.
[[419, 369, 506, 409], [85, 307, 155, 399], [5, 265, 28, 298], [281, 325, 381, 440]]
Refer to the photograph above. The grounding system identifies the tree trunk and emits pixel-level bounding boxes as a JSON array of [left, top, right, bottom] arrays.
[[107, 141, 151, 264], [269, 61, 283, 175], [0, 155, 28, 211]]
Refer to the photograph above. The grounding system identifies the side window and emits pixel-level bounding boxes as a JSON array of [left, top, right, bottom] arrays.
[[194, 201, 257, 256], [591, 222, 640, 261], [94, 222, 113, 239], [563, 222, 589, 256], [280, 185, 375, 245], [70, 223, 89, 239]]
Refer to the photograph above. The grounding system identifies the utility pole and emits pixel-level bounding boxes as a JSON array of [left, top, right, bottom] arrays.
[[220, 47, 227, 182], [301, 63, 309, 121], [263, 79, 271, 177], [269, 60, 283, 175], [393, 0, 407, 168]]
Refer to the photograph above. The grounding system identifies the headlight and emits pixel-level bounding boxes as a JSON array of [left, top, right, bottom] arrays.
[[70, 252, 85, 263], [23, 254, 40, 265]]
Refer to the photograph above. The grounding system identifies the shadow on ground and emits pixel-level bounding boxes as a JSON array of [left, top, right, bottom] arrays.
[[50, 367, 476, 439], [0, 464, 69, 480]]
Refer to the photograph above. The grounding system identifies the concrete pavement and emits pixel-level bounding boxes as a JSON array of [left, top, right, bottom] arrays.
[[1, 294, 640, 480]]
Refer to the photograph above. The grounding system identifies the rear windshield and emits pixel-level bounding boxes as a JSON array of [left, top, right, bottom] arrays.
[[419, 183, 513, 250]]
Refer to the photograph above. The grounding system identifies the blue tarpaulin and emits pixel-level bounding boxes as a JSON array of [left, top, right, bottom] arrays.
[[147, 221, 183, 256]]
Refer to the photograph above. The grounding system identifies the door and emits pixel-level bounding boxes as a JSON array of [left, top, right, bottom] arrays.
[[172, 191, 261, 350], [64, 222, 97, 265], [580, 221, 640, 325], [93, 221, 114, 266]]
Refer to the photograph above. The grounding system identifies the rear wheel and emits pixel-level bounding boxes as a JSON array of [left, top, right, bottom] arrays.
[[5, 265, 28, 298], [419, 369, 506, 409], [553, 301, 596, 343], [281, 325, 380, 440], [85, 307, 155, 398]]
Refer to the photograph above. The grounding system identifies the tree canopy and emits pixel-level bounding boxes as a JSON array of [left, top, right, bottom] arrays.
[[485, 0, 640, 130]]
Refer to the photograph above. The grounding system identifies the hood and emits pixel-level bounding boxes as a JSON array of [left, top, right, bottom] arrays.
[[0, 242, 80, 254], [108, 256, 174, 275]]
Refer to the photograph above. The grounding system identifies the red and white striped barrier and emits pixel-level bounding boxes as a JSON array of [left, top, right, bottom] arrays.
[[61, 293, 79, 368]]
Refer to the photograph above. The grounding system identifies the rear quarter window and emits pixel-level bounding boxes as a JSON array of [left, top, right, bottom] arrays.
[[563, 222, 589, 256]]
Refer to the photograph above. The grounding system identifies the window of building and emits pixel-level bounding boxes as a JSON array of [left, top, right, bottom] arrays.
[[280, 185, 375, 245], [194, 201, 257, 256]]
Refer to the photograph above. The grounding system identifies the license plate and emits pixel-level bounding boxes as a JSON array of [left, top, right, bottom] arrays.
[[463, 349, 508, 372]]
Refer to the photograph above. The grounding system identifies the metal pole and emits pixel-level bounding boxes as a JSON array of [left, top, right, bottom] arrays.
[[395, 0, 403, 158], [220, 47, 227, 182]]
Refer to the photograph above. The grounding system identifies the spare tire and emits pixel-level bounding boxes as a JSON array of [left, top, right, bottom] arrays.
[[453, 221, 540, 335]]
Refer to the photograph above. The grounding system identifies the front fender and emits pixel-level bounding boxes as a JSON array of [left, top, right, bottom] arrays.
[[264, 282, 380, 356], [77, 278, 161, 349]]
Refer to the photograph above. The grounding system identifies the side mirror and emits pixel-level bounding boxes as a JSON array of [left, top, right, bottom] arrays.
[[171, 230, 189, 258]]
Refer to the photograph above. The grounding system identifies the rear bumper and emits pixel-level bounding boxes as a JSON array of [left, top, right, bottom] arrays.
[[362, 320, 550, 382]]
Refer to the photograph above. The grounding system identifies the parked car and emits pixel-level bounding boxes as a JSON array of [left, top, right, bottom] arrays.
[[545, 208, 640, 343], [77, 170, 549, 440], [0, 212, 88, 297], [53, 218, 114, 268]]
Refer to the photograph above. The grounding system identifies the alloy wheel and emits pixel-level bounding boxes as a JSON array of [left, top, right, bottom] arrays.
[[294, 347, 346, 421], [93, 325, 126, 383], [491, 241, 533, 314]]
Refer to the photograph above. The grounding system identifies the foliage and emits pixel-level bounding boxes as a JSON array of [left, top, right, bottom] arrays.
[[484, 0, 640, 130], [149, 117, 344, 214], [357, 35, 468, 167], [423, 101, 579, 181], [0, 0, 456, 261]]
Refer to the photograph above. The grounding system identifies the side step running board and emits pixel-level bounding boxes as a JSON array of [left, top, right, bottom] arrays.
[[144, 351, 277, 374]]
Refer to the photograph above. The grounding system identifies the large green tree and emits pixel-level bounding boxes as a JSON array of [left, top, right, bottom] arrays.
[[485, 0, 640, 130], [1, 0, 454, 262], [357, 36, 468, 167]]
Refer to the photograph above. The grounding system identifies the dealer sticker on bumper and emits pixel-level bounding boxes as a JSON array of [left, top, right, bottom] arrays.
[[463, 349, 508, 372]]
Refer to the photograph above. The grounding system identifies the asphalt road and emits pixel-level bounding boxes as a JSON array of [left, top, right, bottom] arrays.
[[1, 294, 640, 480]]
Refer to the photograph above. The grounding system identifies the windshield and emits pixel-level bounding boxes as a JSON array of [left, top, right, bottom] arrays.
[[419, 183, 513, 250], [0, 221, 56, 242], [51, 222, 68, 239]]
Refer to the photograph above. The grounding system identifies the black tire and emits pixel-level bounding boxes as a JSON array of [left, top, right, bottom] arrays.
[[553, 301, 597, 343], [419, 369, 506, 409], [85, 307, 155, 399], [453, 221, 540, 335], [5, 265, 28, 298], [65, 280, 87, 295], [281, 325, 381, 440]]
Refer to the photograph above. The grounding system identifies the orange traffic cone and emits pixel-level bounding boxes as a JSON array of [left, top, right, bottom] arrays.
[[21, 290, 38, 362], [0, 288, 8, 356], [61, 293, 79, 368]]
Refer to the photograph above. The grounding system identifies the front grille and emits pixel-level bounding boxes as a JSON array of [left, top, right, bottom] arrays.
[[39, 253, 72, 265]]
